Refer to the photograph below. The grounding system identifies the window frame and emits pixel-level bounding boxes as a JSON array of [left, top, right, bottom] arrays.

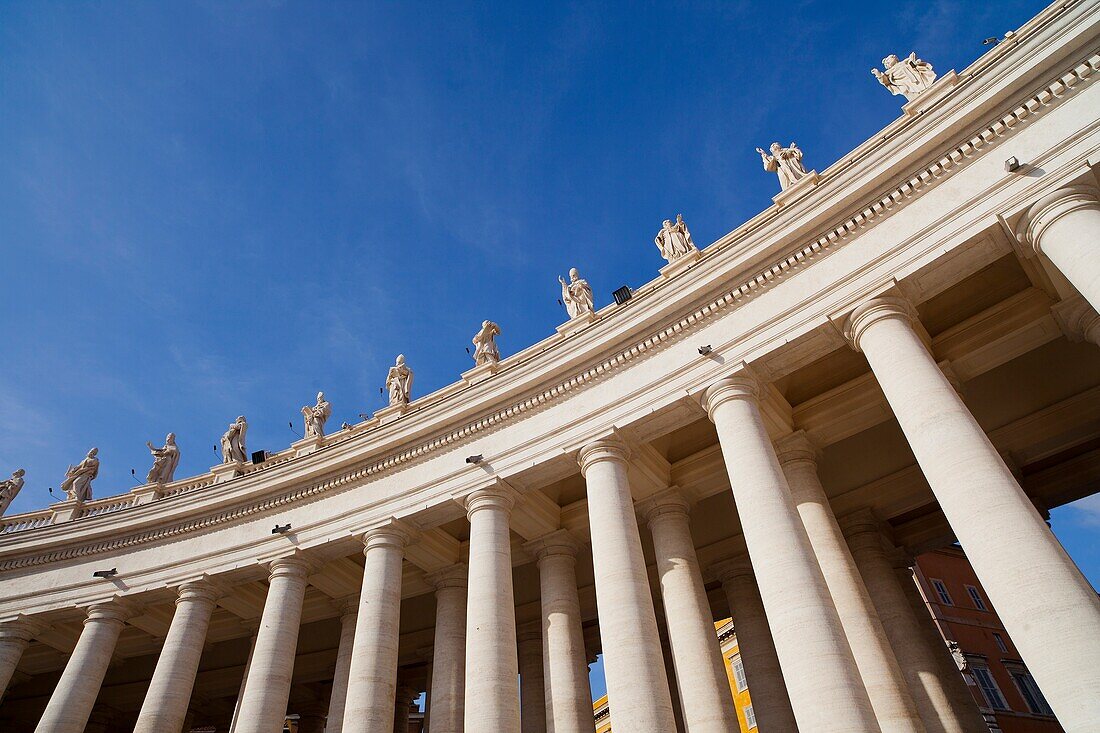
[[1005, 663, 1055, 716], [743, 703, 757, 729], [965, 584, 988, 611], [970, 662, 1009, 711], [731, 654, 748, 693], [930, 578, 954, 605], [992, 632, 1008, 653]]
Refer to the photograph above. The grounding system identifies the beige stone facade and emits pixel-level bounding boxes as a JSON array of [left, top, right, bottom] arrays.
[[2, 3, 1100, 731]]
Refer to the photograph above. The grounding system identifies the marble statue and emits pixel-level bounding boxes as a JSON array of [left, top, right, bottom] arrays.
[[302, 391, 332, 438], [757, 142, 809, 191], [221, 416, 248, 464], [60, 448, 99, 502], [472, 320, 502, 365], [654, 213, 697, 262], [146, 433, 180, 484], [559, 268, 596, 319], [386, 355, 414, 406], [872, 52, 937, 101], [947, 640, 969, 671], [0, 469, 25, 516]]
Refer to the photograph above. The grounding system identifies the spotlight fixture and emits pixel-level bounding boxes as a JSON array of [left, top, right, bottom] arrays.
[[698, 345, 713, 356], [272, 524, 291, 535], [1004, 157, 1021, 173], [466, 454, 484, 465], [251, 450, 268, 465], [358, 413, 371, 420], [92, 568, 118, 579], [612, 286, 633, 306], [341, 422, 352, 430], [982, 36, 1000, 46]]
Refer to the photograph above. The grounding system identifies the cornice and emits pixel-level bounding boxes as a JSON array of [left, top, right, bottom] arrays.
[[0, 32, 1097, 572]]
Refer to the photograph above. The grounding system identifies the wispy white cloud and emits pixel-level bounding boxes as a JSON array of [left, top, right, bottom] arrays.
[[1065, 494, 1100, 527]]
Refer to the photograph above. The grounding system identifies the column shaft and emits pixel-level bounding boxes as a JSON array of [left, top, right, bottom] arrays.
[[1019, 185, 1100, 311], [427, 565, 467, 733], [578, 440, 676, 731], [234, 557, 311, 733], [463, 487, 521, 733], [843, 515, 986, 733], [524, 532, 595, 733], [714, 560, 799, 732], [645, 493, 739, 733], [518, 628, 547, 733], [704, 376, 880, 732], [846, 297, 1100, 732], [326, 601, 359, 733], [778, 435, 925, 733], [0, 619, 39, 702], [344, 524, 412, 733], [134, 581, 219, 733], [229, 626, 259, 732], [33, 603, 129, 733]]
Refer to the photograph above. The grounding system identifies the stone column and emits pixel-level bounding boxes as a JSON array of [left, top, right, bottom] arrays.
[[777, 432, 925, 733], [712, 558, 798, 733], [393, 685, 415, 733], [517, 625, 547, 733], [325, 598, 359, 733], [1052, 295, 1100, 346], [704, 375, 880, 732], [33, 601, 131, 733], [229, 622, 260, 732], [842, 512, 986, 733], [523, 531, 595, 733], [0, 617, 41, 702], [642, 490, 740, 733], [344, 522, 414, 733], [463, 485, 521, 733], [1017, 184, 1100, 311], [426, 565, 466, 733], [134, 580, 220, 733], [298, 702, 328, 733], [234, 557, 312, 733], [845, 296, 1100, 731], [578, 438, 676, 731]]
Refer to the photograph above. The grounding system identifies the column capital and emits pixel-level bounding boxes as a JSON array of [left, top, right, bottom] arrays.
[[176, 579, 221, 607], [1052, 295, 1100, 344], [463, 483, 519, 517], [0, 615, 45, 643], [702, 372, 760, 420], [516, 621, 542, 644], [843, 295, 917, 352], [577, 436, 631, 475], [523, 529, 581, 563], [332, 595, 359, 618], [266, 555, 314, 580], [84, 598, 138, 626], [837, 507, 887, 549], [709, 556, 754, 585], [424, 563, 468, 591], [639, 488, 691, 526], [360, 518, 418, 551], [773, 430, 821, 467], [1015, 183, 1100, 255]]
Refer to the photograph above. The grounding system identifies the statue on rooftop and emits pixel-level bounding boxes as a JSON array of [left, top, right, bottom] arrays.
[[302, 391, 332, 438], [757, 142, 809, 191], [221, 416, 248, 464], [0, 469, 25, 516], [559, 267, 595, 319], [654, 213, 698, 262], [386, 355, 414, 406], [146, 433, 180, 484], [60, 448, 99, 502], [872, 52, 937, 101], [472, 320, 502, 366]]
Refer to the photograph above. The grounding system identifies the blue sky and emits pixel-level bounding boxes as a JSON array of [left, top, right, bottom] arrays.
[[2, 0, 1095, 700]]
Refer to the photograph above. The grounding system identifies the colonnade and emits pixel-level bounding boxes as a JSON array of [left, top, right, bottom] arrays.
[[1, 185, 1099, 732]]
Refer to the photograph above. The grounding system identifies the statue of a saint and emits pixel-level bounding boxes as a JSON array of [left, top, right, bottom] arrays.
[[757, 142, 809, 191], [60, 448, 99, 502], [472, 321, 502, 365], [386, 355, 414, 406], [146, 433, 180, 484], [302, 391, 332, 438], [220, 416, 248, 464], [872, 52, 937, 101], [0, 469, 25, 516], [654, 214, 697, 262], [559, 268, 595, 319]]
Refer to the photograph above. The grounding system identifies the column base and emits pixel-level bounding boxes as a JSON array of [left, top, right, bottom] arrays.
[[658, 248, 701, 279], [772, 171, 820, 207], [210, 461, 244, 484], [901, 71, 959, 117]]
